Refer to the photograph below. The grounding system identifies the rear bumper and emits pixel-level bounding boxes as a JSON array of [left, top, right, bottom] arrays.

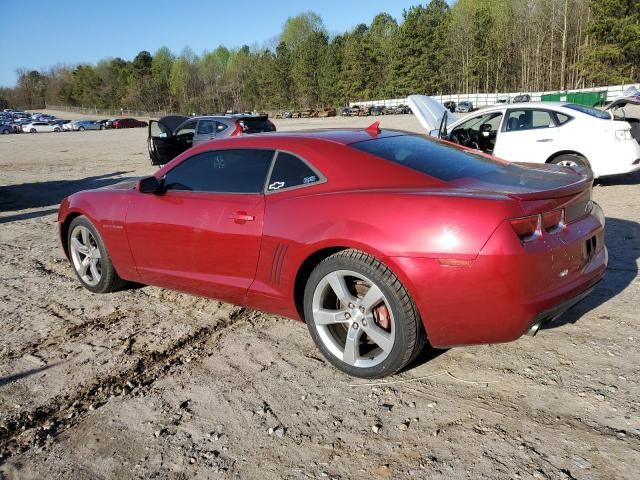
[[593, 141, 640, 177], [388, 209, 607, 348], [525, 280, 599, 336]]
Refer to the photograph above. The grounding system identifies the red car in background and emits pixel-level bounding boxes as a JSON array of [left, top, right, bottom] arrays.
[[111, 118, 148, 129], [57, 127, 606, 378]]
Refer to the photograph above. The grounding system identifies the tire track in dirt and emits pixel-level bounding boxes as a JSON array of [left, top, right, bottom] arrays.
[[0, 307, 254, 463]]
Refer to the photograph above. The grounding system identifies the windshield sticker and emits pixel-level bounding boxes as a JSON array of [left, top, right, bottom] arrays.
[[303, 175, 317, 184]]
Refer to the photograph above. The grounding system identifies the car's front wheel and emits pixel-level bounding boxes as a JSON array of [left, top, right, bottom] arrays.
[[304, 249, 426, 378], [67, 216, 126, 293], [78, 126, 85, 131]]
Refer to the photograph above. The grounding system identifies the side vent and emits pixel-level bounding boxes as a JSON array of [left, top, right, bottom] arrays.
[[270, 244, 289, 286]]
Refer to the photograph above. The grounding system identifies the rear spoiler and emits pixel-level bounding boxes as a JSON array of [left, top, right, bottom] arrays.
[[508, 162, 593, 200]]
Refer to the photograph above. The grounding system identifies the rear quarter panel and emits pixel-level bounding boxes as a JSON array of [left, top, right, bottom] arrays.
[[247, 188, 521, 321]]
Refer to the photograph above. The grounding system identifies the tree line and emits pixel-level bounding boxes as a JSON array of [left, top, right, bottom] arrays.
[[1, 0, 638, 113]]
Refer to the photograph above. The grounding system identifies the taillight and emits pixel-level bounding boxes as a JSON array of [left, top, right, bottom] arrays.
[[231, 121, 243, 136], [510, 215, 541, 242], [510, 208, 566, 243], [542, 209, 564, 233]]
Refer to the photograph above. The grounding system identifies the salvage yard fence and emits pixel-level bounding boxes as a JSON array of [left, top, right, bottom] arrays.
[[46, 83, 637, 118], [44, 105, 179, 119], [349, 83, 637, 109]]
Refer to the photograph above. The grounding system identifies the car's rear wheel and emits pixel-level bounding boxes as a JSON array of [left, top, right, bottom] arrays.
[[550, 154, 589, 168], [29, 128, 36, 133], [67, 216, 126, 293], [304, 249, 426, 378], [54, 127, 60, 132], [78, 126, 85, 131]]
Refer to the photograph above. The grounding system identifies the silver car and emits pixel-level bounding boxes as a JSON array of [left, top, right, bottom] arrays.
[[148, 114, 276, 165], [64, 120, 101, 131]]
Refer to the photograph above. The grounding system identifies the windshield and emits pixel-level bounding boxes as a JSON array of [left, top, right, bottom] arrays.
[[563, 104, 610, 119]]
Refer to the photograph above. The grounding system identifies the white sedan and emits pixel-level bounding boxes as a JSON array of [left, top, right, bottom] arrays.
[[409, 95, 640, 178], [23, 121, 62, 133]]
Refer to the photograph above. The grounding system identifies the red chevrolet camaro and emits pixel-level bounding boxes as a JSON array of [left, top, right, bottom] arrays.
[[58, 127, 607, 378]]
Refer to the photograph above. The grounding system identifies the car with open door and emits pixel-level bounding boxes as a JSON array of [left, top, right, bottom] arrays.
[[409, 95, 640, 178], [148, 114, 276, 165], [60, 125, 606, 378]]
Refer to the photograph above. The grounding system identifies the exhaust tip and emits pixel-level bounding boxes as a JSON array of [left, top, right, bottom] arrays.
[[526, 320, 544, 336]]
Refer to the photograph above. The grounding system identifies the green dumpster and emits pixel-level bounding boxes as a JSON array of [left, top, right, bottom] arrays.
[[566, 91, 607, 107], [541, 92, 563, 102]]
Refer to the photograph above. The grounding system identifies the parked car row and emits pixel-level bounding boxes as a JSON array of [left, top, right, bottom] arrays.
[[0, 109, 148, 134], [340, 104, 412, 116]]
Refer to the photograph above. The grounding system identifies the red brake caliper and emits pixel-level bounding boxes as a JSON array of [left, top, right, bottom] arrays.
[[374, 304, 391, 331]]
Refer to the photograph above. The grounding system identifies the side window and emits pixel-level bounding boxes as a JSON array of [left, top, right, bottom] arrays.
[[176, 120, 197, 138], [505, 109, 554, 131], [267, 152, 321, 192], [196, 119, 215, 135], [554, 112, 572, 125], [453, 112, 503, 134], [216, 121, 228, 133], [163, 149, 274, 193]]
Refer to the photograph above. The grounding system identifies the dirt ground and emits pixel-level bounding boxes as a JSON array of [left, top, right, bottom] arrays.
[[0, 111, 639, 480]]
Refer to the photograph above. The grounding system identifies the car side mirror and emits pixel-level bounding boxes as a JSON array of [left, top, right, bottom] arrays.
[[429, 129, 440, 137], [139, 176, 162, 194]]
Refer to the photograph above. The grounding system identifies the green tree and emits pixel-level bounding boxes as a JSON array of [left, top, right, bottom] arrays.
[[579, 0, 640, 84], [280, 11, 326, 49]]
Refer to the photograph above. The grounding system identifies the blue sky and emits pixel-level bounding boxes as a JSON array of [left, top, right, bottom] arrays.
[[0, 0, 422, 87]]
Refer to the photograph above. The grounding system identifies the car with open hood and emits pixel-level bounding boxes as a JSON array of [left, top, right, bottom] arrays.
[[59, 125, 606, 378], [409, 95, 640, 178]]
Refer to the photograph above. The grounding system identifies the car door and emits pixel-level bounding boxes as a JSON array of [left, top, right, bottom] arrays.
[[148, 117, 192, 166], [125, 148, 275, 304], [193, 118, 216, 146], [493, 108, 559, 164]]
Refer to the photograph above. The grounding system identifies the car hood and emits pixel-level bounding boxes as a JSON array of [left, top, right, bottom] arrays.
[[99, 178, 140, 191], [407, 95, 457, 133]]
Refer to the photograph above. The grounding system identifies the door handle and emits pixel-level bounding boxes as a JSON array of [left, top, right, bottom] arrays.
[[536, 138, 553, 142], [229, 212, 255, 223]]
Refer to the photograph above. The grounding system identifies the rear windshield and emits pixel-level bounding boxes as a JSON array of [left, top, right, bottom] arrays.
[[350, 134, 503, 181], [239, 117, 275, 134], [563, 104, 610, 119], [349, 134, 574, 190]]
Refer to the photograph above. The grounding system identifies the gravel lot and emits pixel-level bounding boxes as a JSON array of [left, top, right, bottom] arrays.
[[0, 111, 639, 479]]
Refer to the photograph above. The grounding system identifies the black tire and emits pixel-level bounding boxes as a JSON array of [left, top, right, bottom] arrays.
[[2, 129, 9, 134], [54, 127, 61, 132], [29, 128, 36, 133], [67, 216, 127, 293], [78, 126, 85, 131], [303, 249, 426, 378]]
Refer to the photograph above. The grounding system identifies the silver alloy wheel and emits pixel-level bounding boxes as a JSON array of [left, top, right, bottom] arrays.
[[311, 269, 395, 368], [69, 225, 102, 286], [556, 159, 579, 167]]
